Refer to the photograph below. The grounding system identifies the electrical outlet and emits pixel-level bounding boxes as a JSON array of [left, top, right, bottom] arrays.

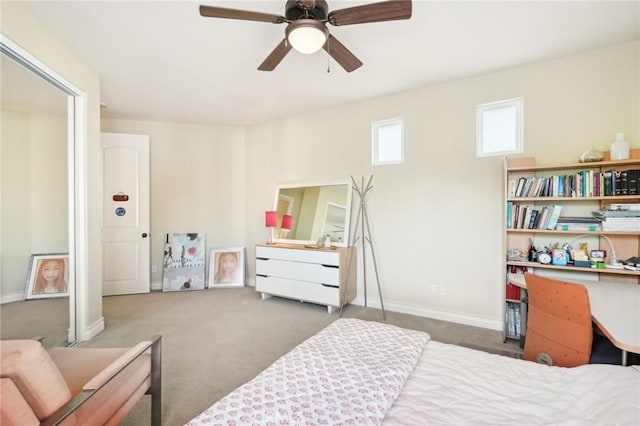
[[431, 284, 438, 293], [151, 264, 157, 273], [439, 286, 447, 296]]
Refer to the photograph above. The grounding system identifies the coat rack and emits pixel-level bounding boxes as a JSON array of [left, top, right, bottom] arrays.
[[341, 175, 386, 320]]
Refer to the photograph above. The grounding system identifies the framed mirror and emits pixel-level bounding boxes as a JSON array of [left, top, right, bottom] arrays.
[[273, 180, 352, 247]]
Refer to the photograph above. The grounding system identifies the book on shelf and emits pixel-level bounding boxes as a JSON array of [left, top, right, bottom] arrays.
[[604, 203, 640, 211], [536, 206, 549, 229], [546, 205, 563, 230], [601, 217, 640, 231], [505, 302, 521, 337], [592, 209, 640, 219], [556, 216, 602, 231], [628, 170, 639, 195]]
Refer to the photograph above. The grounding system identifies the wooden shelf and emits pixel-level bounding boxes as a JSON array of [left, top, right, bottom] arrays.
[[506, 261, 640, 276], [506, 229, 639, 236], [502, 151, 640, 341]]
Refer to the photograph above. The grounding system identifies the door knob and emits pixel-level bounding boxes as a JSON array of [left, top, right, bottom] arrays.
[[142, 233, 148, 238]]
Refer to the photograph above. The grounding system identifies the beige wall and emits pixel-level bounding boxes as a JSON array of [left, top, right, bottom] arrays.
[[0, 111, 67, 299], [1, 110, 32, 297], [100, 120, 246, 286], [2, 1, 103, 339], [245, 41, 639, 329]]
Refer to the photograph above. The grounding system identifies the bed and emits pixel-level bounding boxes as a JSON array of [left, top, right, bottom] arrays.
[[187, 318, 640, 425]]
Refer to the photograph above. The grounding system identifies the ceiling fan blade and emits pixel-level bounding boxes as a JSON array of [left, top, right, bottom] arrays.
[[323, 34, 363, 73], [258, 39, 293, 71], [328, 0, 412, 26], [199, 5, 285, 24]]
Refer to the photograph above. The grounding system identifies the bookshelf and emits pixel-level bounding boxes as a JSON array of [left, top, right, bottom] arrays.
[[503, 149, 640, 342]]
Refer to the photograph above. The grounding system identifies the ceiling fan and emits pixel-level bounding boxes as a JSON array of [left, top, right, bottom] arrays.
[[199, 0, 412, 72]]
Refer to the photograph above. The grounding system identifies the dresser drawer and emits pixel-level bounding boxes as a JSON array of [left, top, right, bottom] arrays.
[[256, 258, 294, 278], [293, 281, 340, 307], [293, 262, 339, 286], [292, 249, 339, 266], [256, 276, 294, 297], [256, 246, 295, 261]]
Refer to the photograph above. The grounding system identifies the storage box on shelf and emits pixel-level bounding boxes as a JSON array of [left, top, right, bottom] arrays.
[[255, 243, 356, 313], [503, 149, 640, 342]]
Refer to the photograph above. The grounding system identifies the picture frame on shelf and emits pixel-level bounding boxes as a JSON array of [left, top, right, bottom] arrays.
[[551, 249, 568, 266], [25, 253, 69, 300], [208, 247, 245, 288]]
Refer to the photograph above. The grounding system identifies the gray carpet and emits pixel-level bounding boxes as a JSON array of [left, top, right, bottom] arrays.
[[1, 297, 70, 348], [69, 287, 521, 425]]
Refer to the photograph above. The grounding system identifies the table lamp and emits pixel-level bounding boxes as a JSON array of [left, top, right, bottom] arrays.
[[281, 214, 292, 238], [265, 211, 277, 244]]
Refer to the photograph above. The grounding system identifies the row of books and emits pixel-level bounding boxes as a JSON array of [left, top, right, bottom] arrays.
[[506, 203, 563, 230], [510, 169, 640, 198], [601, 217, 640, 231], [593, 204, 640, 231], [505, 301, 521, 337]]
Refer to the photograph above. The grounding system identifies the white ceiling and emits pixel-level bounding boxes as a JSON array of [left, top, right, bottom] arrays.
[[15, 1, 640, 126]]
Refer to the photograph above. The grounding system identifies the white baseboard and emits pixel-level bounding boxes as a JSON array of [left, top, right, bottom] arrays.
[[80, 317, 105, 342], [246, 278, 255, 287], [151, 280, 162, 291], [351, 296, 503, 331], [0, 292, 24, 304]]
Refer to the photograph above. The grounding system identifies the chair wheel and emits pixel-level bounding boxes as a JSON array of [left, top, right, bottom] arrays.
[[537, 352, 553, 366]]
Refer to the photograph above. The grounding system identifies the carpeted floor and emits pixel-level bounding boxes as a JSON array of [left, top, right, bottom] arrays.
[[0, 297, 70, 348], [70, 287, 520, 425]]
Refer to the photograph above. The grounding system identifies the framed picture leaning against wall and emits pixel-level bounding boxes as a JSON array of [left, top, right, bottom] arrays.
[[25, 253, 69, 299], [208, 247, 245, 288]]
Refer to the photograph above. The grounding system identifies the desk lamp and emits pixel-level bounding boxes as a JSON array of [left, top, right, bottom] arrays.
[[265, 211, 277, 244], [562, 234, 622, 268]]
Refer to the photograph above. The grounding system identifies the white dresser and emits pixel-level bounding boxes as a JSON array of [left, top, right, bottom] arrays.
[[255, 244, 356, 313]]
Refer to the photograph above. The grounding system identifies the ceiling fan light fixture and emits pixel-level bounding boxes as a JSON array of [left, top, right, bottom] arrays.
[[285, 19, 329, 54]]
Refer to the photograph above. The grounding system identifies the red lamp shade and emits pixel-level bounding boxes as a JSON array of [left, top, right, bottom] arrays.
[[281, 214, 293, 231], [265, 211, 277, 228]]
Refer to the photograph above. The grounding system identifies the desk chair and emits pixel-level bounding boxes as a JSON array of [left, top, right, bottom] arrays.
[[1, 336, 161, 425], [523, 273, 593, 367]]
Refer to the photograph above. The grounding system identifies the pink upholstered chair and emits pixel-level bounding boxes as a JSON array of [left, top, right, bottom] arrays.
[[0, 336, 161, 425]]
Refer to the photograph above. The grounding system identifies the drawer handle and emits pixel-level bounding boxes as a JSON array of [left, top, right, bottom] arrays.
[[256, 257, 269, 261], [320, 264, 339, 269], [256, 274, 268, 278], [321, 283, 339, 288]]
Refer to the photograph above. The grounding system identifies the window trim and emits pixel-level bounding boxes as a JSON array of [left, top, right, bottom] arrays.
[[372, 118, 404, 165], [476, 97, 523, 157]]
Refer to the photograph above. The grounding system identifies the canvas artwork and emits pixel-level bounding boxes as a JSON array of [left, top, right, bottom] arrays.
[[162, 233, 206, 291]]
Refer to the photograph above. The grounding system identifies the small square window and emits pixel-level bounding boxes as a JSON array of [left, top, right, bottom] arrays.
[[476, 98, 523, 157], [372, 118, 404, 165]]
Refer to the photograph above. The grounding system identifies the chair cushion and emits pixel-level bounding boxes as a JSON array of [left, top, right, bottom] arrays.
[[1, 377, 39, 426], [48, 343, 152, 425], [0, 340, 72, 420], [48, 347, 129, 396], [523, 273, 593, 367]]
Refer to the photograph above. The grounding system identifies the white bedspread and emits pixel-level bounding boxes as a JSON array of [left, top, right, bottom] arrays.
[[187, 319, 429, 425], [383, 340, 640, 425]]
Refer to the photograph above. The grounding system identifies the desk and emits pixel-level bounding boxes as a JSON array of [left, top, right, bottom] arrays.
[[508, 273, 640, 365]]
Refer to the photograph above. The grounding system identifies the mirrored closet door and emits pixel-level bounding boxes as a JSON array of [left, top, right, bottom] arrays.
[[0, 47, 75, 348]]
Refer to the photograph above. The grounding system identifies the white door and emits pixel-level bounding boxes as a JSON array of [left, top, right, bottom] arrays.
[[101, 132, 150, 295]]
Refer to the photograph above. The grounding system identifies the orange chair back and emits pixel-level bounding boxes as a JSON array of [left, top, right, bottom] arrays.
[[523, 273, 593, 367]]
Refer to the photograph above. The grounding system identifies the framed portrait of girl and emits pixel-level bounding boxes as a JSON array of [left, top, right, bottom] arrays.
[[208, 247, 245, 288], [25, 253, 69, 299]]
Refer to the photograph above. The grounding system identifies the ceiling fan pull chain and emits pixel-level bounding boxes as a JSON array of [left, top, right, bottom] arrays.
[[326, 38, 331, 73]]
